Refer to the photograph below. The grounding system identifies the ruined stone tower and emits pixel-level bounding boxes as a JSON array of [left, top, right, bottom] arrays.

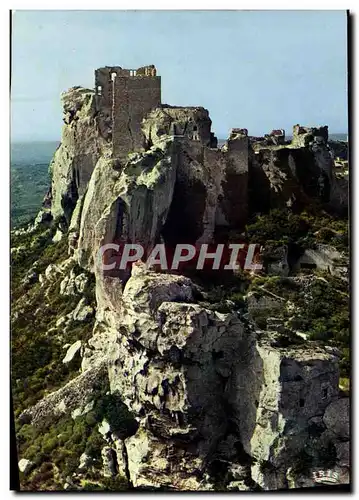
[[95, 65, 161, 159]]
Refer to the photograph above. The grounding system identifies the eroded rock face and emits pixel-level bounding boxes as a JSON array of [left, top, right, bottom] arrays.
[[248, 125, 348, 215], [62, 340, 82, 364], [48, 85, 347, 266], [143, 111, 249, 239], [75, 267, 345, 490], [79, 267, 246, 488], [161, 139, 221, 245], [76, 138, 177, 274], [249, 146, 328, 214], [237, 341, 338, 460], [335, 441, 349, 468], [291, 125, 329, 148], [261, 245, 289, 277], [125, 426, 208, 490], [71, 298, 94, 322], [50, 87, 109, 224], [142, 106, 214, 147], [51, 87, 346, 279], [19, 362, 106, 427]]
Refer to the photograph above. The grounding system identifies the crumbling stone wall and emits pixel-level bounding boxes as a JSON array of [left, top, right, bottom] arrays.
[[221, 131, 249, 228], [291, 124, 329, 148], [143, 106, 213, 146], [264, 129, 286, 146], [95, 66, 161, 159], [112, 75, 161, 159]]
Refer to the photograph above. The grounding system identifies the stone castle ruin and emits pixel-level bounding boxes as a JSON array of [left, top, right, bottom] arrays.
[[48, 63, 348, 276], [89, 64, 250, 236], [84, 64, 346, 245], [29, 64, 350, 491], [95, 65, 161, 158]]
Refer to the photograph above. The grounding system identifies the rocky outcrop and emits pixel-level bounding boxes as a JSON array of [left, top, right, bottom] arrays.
[[335, 442, 349, 468], [249, 145, 327, 213], [18, 459, 33, 475], [71, 298, 94, 322], [49, 87, 109, 224], [76, 266, 345, 490], [232, 336, 340, 488], [62, 340, 82, 364], [142, 106, 215, 147], [81, 267, 247, 489], [54, 98, 251, 277], [291, 125, 329, 148], [102, 446, 118, 477], [48, 85, 347, 273], [323, 398, 349, 439], [15, 71, 349, 491], [143, 110, 248, 238], [293, 244, 348, 279], [247, 291, 284, 325], [248, 125, 348, 215], [60, 270, 88, 296], [76, 138, 177, 275], [19, 362, 106, 427]]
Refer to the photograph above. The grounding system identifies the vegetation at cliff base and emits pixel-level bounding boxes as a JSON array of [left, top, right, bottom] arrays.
[[11, 228, 96, 413], [16, 384, 137, 491]]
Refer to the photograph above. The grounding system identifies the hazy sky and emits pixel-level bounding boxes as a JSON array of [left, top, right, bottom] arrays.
[[11, 10, 348, 141]]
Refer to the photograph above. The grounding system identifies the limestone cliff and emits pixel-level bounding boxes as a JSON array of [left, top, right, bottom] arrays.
[[49, 87, 109, 225], [12, 73, 349, 492]]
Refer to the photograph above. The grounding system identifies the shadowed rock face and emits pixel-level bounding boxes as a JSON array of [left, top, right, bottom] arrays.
[[248, 124, 348, 216], [19, 262, 348, 490], [142, 106, 214, 147], [249, 146, 330, 214], [162, 174, 207, 245]]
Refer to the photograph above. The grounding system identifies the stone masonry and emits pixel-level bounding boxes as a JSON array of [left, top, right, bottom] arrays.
[[95, 65, 161, 159]]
